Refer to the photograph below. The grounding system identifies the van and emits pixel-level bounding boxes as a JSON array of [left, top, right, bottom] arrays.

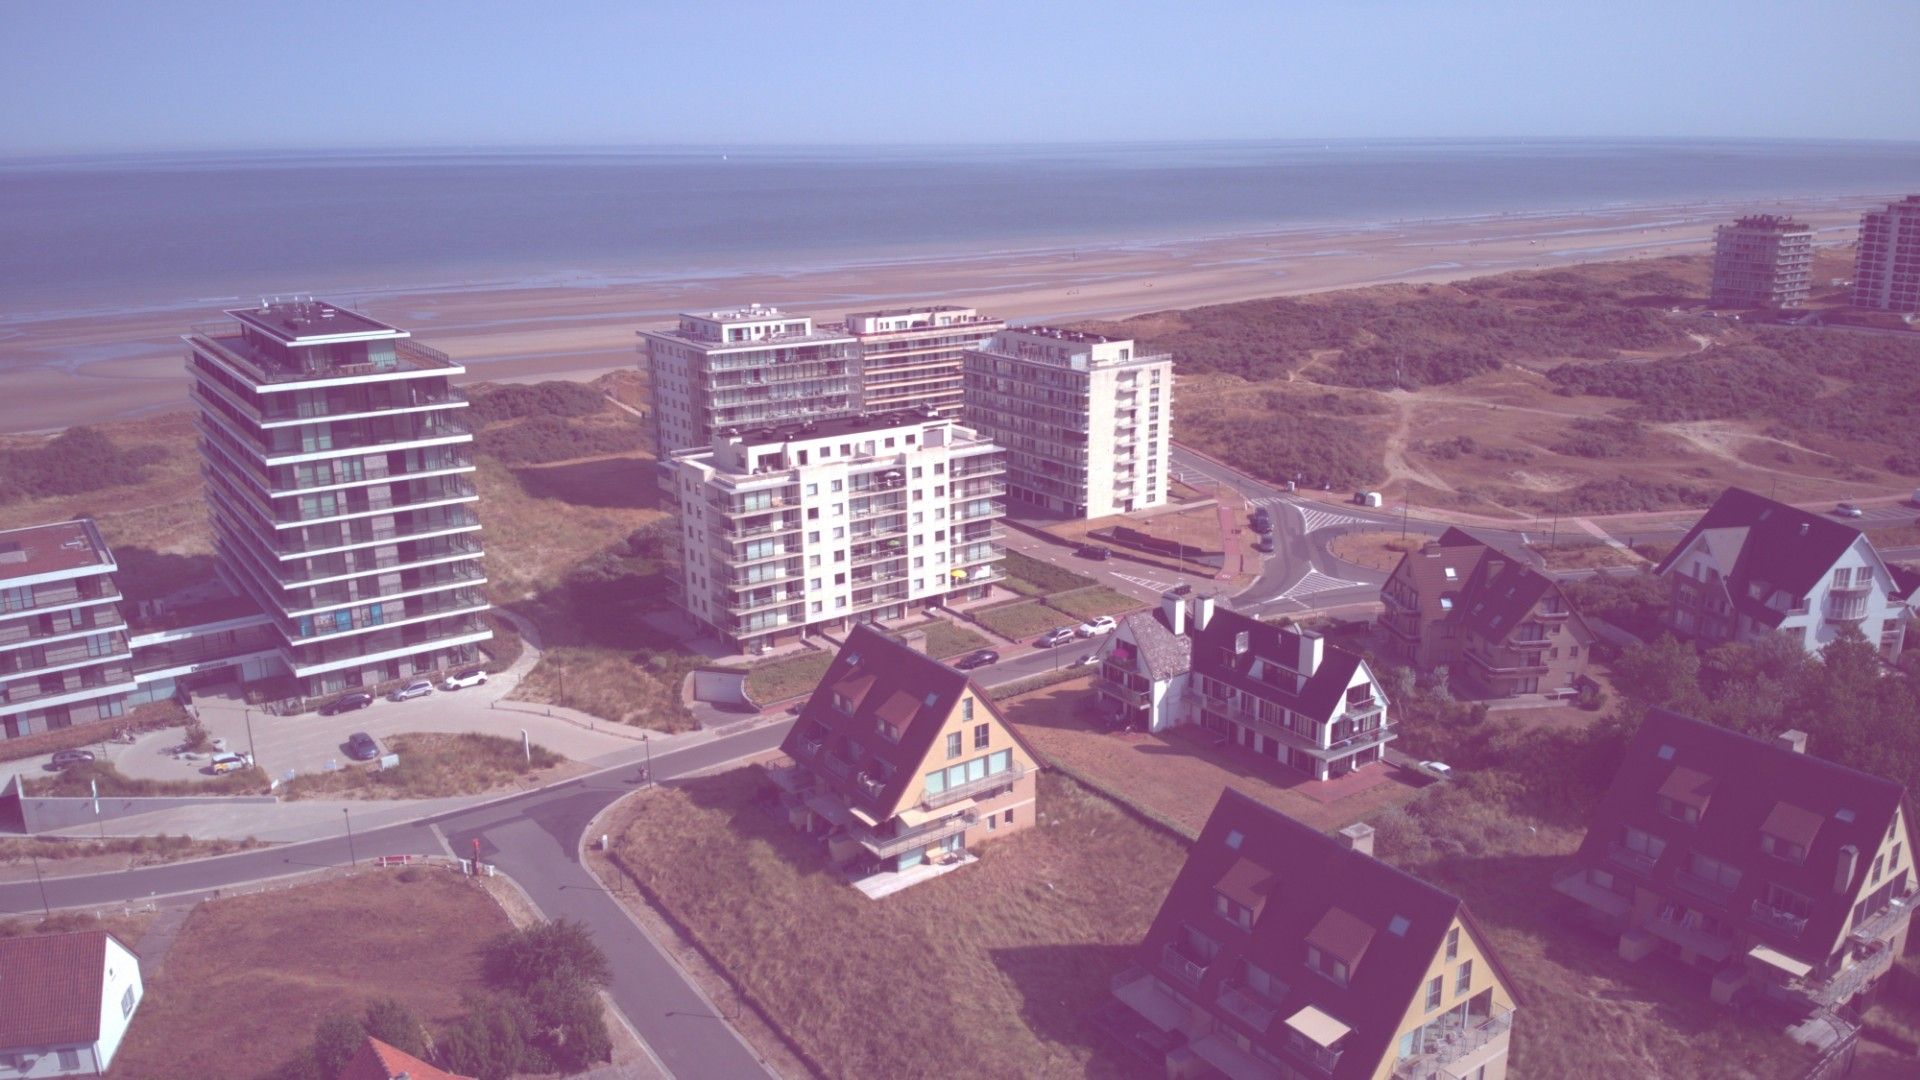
[[1353, 491, 1384, 508]]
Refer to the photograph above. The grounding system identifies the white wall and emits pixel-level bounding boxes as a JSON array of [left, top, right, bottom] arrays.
[[94, 935, 143, 1073]]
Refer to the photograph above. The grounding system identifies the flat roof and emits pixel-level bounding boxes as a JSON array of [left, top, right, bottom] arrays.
[[0, 520, 112, 581], [226, 300, 402, 344], [719, 408, 947, 444], [1004, 325, 1121, 344], [844, 304, 983, 319]]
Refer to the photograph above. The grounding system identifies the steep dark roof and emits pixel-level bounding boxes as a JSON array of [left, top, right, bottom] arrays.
[[1138, 790, 1504, 1079], [0, 931, 122, 1048], [1570, 709, 1910, 964], [1383, 532, 1491, 625], [1188, 607, 1368, 722], [1654, 488, 1866, 628], [778, 624, 1041, 817], [1108, 609, 1192, 682], [1890, 564, 1920, 603], [1450, 554, 1593, 645]]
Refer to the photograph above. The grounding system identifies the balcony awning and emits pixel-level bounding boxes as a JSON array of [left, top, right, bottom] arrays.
[[899, 799, 971, 827], [804, 793, 852, 826], [1284, 1005, 1350, 1048], [1748, 943, 1813, 978], [848, 805, 881, 828]]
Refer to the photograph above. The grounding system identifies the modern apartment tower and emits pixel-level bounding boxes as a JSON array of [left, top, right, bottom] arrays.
[[841, 306, 1005, 418], [963, 327, 1172, 519], [1710, 215, 1814, 309], [0, 521, 133, 738], [1852, 195, 1920, 313], [667, 410, 1005, 653], [639, 306, 860, 456], [186, 299, 490, 699]]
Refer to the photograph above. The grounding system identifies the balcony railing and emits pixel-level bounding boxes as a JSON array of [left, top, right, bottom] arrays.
[[1606, 841, 1659, 874], [1216, 982, 1280, 1030], [922, 762, 1024, 810], [1095, 676, 1152, 708], [1751, 898, 1810, 937], [856, 810, 977, 859], [192, 330, 456, 384], [1850, 887, 1918, 945], [1393, 1009, 1515, 1080], [1160, 942, 1210, 987], [1672, 869, 1736, 904]]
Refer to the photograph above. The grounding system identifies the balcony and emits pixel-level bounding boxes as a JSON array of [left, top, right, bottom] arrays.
[[922, 762, 1025, 810], [1216, 981, 1280, 1030], [1850, 887, 1918, 946], [1751, 898, 1810, 938], [1672, 869, 1736, 905], [1095, 676, 1152, 709], [1393, 1009, 1515, 1080], [1606, 841, 1659, 875], [851, 496, 908, 520], [715, 517, 803, 541], [855, 810, 977, 859], [1160, 941, 1210, 987], [1464, 650, 1548, 676], [727, 588, 808, 616], [851, 546, 908, 568], [1824, 598, 1869, 624], [954, 501, 1006, 522], [192, 330, 456, 385]]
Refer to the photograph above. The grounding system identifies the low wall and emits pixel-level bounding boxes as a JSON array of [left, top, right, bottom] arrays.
[[0, 774, 278, 835]]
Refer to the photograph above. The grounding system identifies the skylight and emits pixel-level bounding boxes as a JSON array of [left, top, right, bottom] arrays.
[[923, 691, 939, 706], [1225, 829, 1245, 850], [1836, 808, 1857, 823], [1656, 744, 1676, 761], [1387, 915, 1411, 937], [1444, 567, 1457, 580]]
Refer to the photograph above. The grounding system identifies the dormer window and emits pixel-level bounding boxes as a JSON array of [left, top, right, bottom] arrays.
[[1761, 833, 1807, 865], [1659, 797, 1700, 824], [1656, 766, 1714, 824], [1761, 802, 1822, 866], [833, 693, 854, 715], [1214, 892, 1254, 931], [1305, 944, 1349, 986]]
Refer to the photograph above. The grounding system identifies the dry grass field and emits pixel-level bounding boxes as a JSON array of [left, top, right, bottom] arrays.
[[111, 870, 513, 1080], [278, 732, 575, 799], [601, 765, 1184, 1080], [1327, 530, 1423, 572]]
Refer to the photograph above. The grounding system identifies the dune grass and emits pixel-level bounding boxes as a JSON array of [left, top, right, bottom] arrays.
[[278, 733, 567, 800]]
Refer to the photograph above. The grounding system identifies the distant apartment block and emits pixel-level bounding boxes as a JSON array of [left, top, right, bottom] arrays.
[[1379, 528, 1595, 699], [1095, 592, 1392, 781], [1553, 710, 1915, 1014], [639, 305, 859, 456], [1105, 789, 1520, 1080], [1654, 488, 1907, 662], [842, 306, 1004, 418], [667, 409, 1005, 653], [0, 521, 133, 738], [1851, 195, 1920, 314], [963, 327, 1171, 519], [765, 624, 1041, 896], [1709, 215, 1813, 309], [186, 299, 491, 699]]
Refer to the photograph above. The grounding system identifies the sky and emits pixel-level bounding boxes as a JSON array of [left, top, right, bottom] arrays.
[[3, 0, 1917, 155]]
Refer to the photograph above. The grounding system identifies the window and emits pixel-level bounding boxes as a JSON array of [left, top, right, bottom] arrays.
[[1306, 945, 1348, 986], [962, 698, 974, 720], [987, 749, 1011, 774], [1623, 826, 1667, 860], [1445, 926, 1460, 961], [1761, 833, 1806, 865], [946, 732, 962, 759], [121, 984, 136, 1018], [1225, 829, 1244, 851], [1456, 959, 1473, 995], [1873, 854, 1885, 883], [1687, 852, 1741, 891], [974, 723, 990, 749], [1658, 796, 1700, 825], [1004, 808, 1014, 825], [988, 815, 998, 831], [1215, 892, 1253, 930], [58, 1050, 80, 1070], [1425, 975, 1443, 1010]]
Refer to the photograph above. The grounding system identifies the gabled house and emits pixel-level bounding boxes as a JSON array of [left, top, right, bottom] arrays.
[[1654, 487, 1908, 661], [1448, 552, 1595, 700], [0, 931, 143, 1077], [338, 1036, 474, 1080], [1378, 528, 1491, 671], [1552, 709, 1916, 1012], [1097, 592, 1391, 781], [766, 624, 1043, 895], [1109, 789, 1520, 1080]]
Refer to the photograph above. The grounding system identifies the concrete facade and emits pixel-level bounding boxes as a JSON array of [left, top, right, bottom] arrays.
[[640, 305, 859, 456], [842, 306, 1004, 418], [963, 327, 1171, 519], [1852, 195, 1920, 314], [0, 522, 132, 739], [667, 410, 1006, 653], [1709, 215, 1814, 309]]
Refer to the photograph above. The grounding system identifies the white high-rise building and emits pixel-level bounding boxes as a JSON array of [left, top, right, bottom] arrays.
[[186, 299, 490, 698], [1852, 195, 1920, 314], [842, 306, 1004, 418], [667, 409, 1005, 653], [1710, 215, 1813, 309], [963, 327, 1172, 519], [639, 306, 859, 456]]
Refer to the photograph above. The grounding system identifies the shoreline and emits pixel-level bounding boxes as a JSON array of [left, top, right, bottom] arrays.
[[0, 191, 1889, 435]]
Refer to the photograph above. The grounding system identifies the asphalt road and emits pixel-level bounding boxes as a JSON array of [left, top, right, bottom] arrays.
[[2, 720, 794, 1080]]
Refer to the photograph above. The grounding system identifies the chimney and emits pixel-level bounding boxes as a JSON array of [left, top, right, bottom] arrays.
[[1193, 594, 1216, 631], [1835, 844, 1859, 894], [1775, 729, 1808, 755], [895, 628, 929, 655], [1297, 629, 1324, 676], [1338, 823, 1375, 857], [1161, 591, 1186, 637]]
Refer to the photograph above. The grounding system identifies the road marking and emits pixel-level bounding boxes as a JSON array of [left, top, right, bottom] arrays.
[[1280, 570, 1371, 601], [1113, 572, 1176, 591], [1292, 505, 1376, 533]]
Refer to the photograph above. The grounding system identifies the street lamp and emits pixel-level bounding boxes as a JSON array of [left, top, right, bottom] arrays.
[[641, 732, 653, 787], [244, 708, 257, 768], [342, 808, 357, 867], [29, 848, 50, 918]]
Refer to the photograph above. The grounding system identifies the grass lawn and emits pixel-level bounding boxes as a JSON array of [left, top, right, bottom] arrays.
[[899, 618, 992, 660], [1327, 530, 1423, 573], [22, 761, 271, 798], [0, 835, 265, 872], [1532, 541, 1641, 572], [1045, 586, 1144, 622], [279, 733, 573, 799], [1131, 506, 1227, 556], [600, 766, 1185, 1079], [513, 644, 701, 732], [973, 599, 1072, 642], [744, 649, 835, 705], [999, 549, 1099, 597], [112, 870, 513, 1080], [1002, 680, 1425, 837]]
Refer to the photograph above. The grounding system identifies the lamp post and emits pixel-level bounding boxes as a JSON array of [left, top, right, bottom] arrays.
[[642, 732, 653, 787], [342, 808, 357, 867], [29, 849, 50, 918], [244, 707, 257, 768]]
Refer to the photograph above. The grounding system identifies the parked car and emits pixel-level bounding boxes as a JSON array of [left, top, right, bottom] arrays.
[[208, 753, 251, 775], [346, 732, 381, 762], [440, 667, 489, 690], [1832, 501, 1865, 518], [1076, 615, 1118, 638], [1353, 491, 1384, 508], [318, 692, 375, 716], [1076, 651, 1102, 667], [1421, 760, 1454, 777], [387, 679, 434, 702], [1075, 544, 1112, 561], [1038, 627, 1076, 648], [1254, 535, 1276, 553], [47, 748, 95, 771], [952, 648, 1000, 671], [1168, 582, 1194, 597], [1249, 512, 1273, 534]]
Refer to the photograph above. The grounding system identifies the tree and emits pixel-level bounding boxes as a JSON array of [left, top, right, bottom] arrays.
[[436, 993, 536, 1080], [482, 919, 612, 995], [1609, 634, 1704, 719], [311, 1012, 366, 1079], [522, 973, 613, 1072], [362, 998, 428, 1060]]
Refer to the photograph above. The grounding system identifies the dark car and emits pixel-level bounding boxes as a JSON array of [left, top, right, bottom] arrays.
[[1249, 510, 1273, 534], [1254, 535, 1276, 553], [953, 648, 1000, 671], [318, 692, 375, 716], [48, 748, 95, 770], [345, 732, 381, 762], [1169, 582, 1194, 597], [1075, 544, 1112, 561]]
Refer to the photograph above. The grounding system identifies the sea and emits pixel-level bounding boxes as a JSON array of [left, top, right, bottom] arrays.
[[2, 138, 1918, 322]]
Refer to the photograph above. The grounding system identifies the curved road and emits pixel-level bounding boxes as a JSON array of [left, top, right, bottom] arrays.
[[2, 720, 794, 1080]]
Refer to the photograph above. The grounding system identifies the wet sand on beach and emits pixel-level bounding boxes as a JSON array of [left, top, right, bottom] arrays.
[[0, 197, 1875, 434]]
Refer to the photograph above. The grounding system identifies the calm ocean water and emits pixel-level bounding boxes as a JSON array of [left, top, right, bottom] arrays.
[[1, 139, 1917, 320]]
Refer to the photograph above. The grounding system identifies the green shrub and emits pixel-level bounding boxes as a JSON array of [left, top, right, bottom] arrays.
[[0, 427, 165, 504], [477, 416, 645, 466], [467, 381, 606, 425]]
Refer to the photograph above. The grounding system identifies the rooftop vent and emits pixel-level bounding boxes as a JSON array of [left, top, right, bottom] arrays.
[[1836, 807, 1857, 823], [1337, 822, 1375, 857]]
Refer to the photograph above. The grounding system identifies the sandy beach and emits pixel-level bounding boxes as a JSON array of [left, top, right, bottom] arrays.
[[0, 194, 1882, 434]]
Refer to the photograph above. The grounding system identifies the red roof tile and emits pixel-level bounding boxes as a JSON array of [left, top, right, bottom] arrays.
[[337, 1036, 473, 1080], [0, 931, 117, 1047]]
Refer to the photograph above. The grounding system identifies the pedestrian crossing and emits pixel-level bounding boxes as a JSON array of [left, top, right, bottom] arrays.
[[1279, 570, 1371, 601], [1292, 505, 1377, 534], [1113, 572, 1177, 592]]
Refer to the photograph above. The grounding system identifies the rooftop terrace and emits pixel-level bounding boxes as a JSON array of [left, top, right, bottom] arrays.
[[226, 299, 402, 344], [0, 520, 113, 581]]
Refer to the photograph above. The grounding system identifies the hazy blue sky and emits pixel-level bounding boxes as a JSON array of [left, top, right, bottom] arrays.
[[3, 1, 1916, 154]]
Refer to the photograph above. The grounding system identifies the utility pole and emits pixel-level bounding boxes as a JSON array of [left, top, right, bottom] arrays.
[[342, 808, 357, 867], [642, 732, 653, 788], [30, 849, 50, 918], [244, 708, 257, 767]]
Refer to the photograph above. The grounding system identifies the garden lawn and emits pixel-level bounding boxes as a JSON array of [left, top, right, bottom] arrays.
[[1045, 586, 1143, 622], [744, 650, 835, 705], [973, 599, 1072, 643], [998, 549, 1100, 597], [602, 766, 1185, 1079], [278, 733, 573, 799]]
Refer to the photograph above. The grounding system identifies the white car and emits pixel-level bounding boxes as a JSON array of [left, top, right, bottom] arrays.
[[1076, 616, 1118, 638], [441, 667, 489, 690], [1421, 761, 1454, 777]]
